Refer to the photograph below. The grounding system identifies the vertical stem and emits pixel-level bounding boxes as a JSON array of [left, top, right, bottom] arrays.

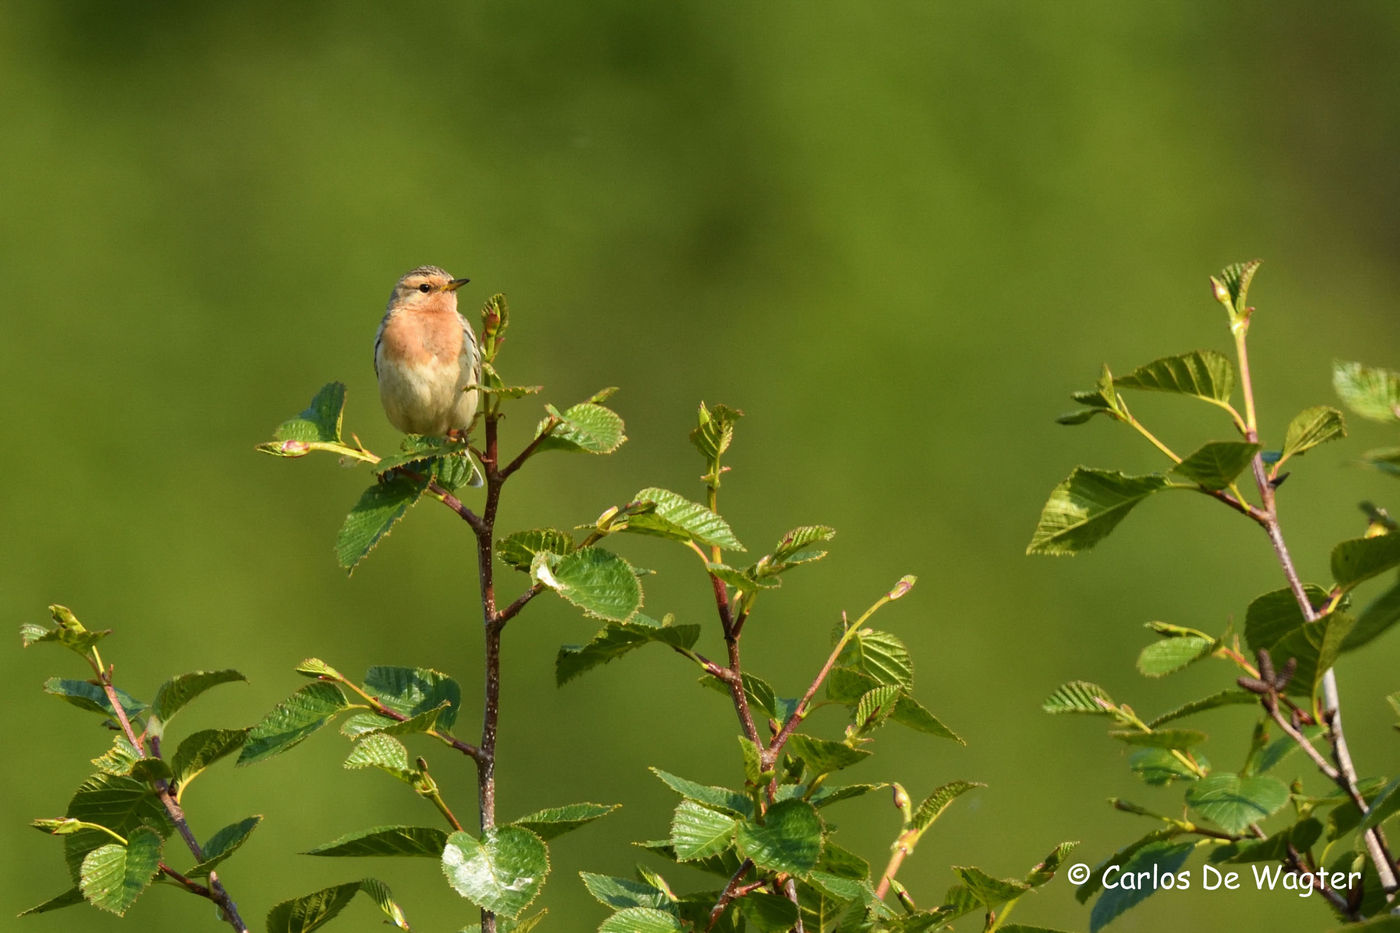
[[476, 414, 503, 933]]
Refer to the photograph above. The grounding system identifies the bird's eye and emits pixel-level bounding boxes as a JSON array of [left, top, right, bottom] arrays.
[[418, 283, 432, 293]]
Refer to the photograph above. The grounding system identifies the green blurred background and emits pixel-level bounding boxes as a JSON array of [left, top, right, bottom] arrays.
[[4, 2, 1399, 930]]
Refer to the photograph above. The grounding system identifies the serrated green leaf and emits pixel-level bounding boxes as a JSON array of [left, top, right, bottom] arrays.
[[1279, 406, 1346, 465], [1170, 442, 1260, 490], [1108, 728, 1207, 749], [735, 799, 823, 877], [785, 734, 871, 775], [837, 629, 912, 688], [1025, 841, 1080, 888], [809, 782, 889, 809], [63, 774, 172, 882], [345, 733, 414, 782], [623, 487, 745, 551], [1334, 360, 1400, 422], [670, 800, 736, 861], [296, 657, 345, 679], [579, 872, 672, 911], [188, 815, 261, 877], [79, 826, 162, 916], [599, 907, 686, 933], [442, 827, 549, 919], [1186, 773, 1289, 833], [305, 825, 448, 858], [43, 677, 145, 719], [1332, 534, 1400, 591], [364, 665, 461, 728], [852, 685, 901, 733], [273, 382, 346, 444], [1042, 681, 1114, 715], [237, 681, 348, 766], [265, 878, 410, 933], [91, 736, 141, 776], [1137, 634, 1215, 677], [1114, 350, 1236, 403], [1027, 469, 1170, 555], [499, 528, 575, 571], [17, 888, 85, 917], [651, 768, 753, 818], [1088, 840, 1195, 933], [512, 803, 619, 841], [913, 781, 983, 832], [373, 435, 473, 475], [533, 546, 643, 622], [150, 669, 245, 725], [1359, 776, 1400, 831], [171, 728, 249, 796], [557, 614, 701, 685], [1221, 818, 1322, 863], [535, 402, 626, 454], [336, 473, 429, 573]]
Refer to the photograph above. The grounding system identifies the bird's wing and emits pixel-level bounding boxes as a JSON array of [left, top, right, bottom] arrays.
[[459, 313, 482, 380], [373, 310, 392, 379]]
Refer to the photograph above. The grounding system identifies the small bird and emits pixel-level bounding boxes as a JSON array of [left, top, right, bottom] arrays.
[[373, 265, 481, 438]]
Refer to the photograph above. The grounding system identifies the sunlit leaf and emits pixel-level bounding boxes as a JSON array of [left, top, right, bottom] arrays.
[[1027, 469, 1170, 555]]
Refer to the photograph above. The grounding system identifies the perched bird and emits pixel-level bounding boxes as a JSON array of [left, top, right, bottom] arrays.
[[373, 266, 481, 438]]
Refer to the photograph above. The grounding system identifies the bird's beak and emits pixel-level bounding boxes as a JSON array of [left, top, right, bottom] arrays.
[[446, 277, 471, 291]]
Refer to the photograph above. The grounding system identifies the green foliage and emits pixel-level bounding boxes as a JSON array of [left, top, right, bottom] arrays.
[[1034, 263, 1400, 930], [532, 546, 643, 622], [238, 681, 348, 765], [441, 827, 550, 919], [78, 826, 163, 916], [335, 472, 429, 573], [265, 878, 410, 933], [534, 399, 627, 455]]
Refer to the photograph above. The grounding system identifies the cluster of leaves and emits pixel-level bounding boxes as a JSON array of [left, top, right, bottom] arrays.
[[550, 405, 1077, 932], [1028, 262, 1400, 930], [19, 607, 272, 926]]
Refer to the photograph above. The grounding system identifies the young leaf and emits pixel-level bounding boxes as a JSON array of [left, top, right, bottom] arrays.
[[1243, 584, 1328, 651], [690, 402, 743, 464], [1129, 748, 1204, 785], [1279, 406, 1346, 464], [533, 546, 643, 622], [1169, 441, 1260, 490], [912, 781, 983, 832], [892, 694, 962, 742], [953, 865, 1029, 909], [304, 825, 448, 858], [1087, 840, 1195, 933], [735, 799, 823, 878], [17, 888, 85, 917], [534, 402, 626, 455], [188, 815, 262, 877], [1108, 728, 1206, 749], [272, 382, 346, 445], [363, 665, 462, 728], [1334, 360, 1400, 422], [1331, 534, 1400, 591], [237, 681, 349, 766], [512, 803, 619, 841], [266, 879, 410, 933], [1113, 350, 1236, 403], [344, 733, 414, 782], [670, 800, 737, 861], [556, 613, 701, 685], [1211, 259, 1262, 318], [623, 487, 745, 551], [151, 669, 246, 725], [1185, 774, 1289, 834], [24, 605, 110, 655], [336, 472, 429, 573], [837, 629, 913, 688], [770, 525, 836, 566], [852, 684, 901, 734], [441, 827, 550, 919], [1042, 681, 1114, 715], [1027, 469, 1170, 556], [498, 528, 575, 571], [78, 826, 162, 916]]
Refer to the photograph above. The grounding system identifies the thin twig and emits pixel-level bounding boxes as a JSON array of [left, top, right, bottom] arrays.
[[706, 858, 754, 931]]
